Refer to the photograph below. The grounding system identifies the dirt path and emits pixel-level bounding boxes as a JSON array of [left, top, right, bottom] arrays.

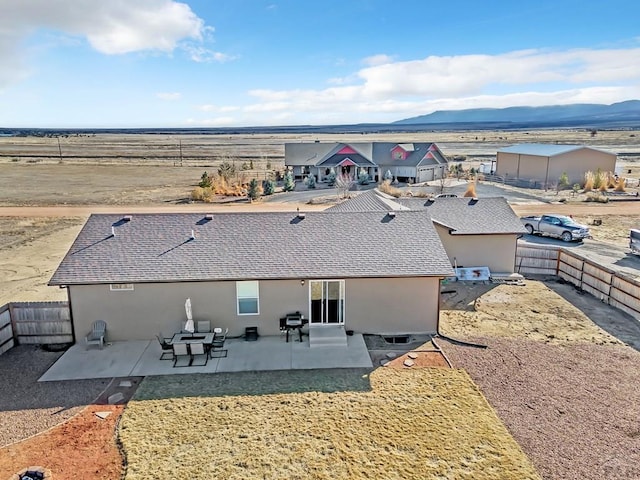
[[0, 202, 326, 217]]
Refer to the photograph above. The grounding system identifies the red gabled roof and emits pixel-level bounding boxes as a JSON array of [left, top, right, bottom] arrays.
[[338, 145, 358, 154], [337, 158, 357, 167]]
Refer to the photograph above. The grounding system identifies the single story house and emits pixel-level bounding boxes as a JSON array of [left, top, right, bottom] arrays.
[[495, 144, 617, 189], [50, 212, 454, 343], [284, 142, 449, 183], [328, 190, 527, 274]]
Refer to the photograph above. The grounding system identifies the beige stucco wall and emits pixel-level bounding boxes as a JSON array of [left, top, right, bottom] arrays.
[[68, 276, 441, 342], [345, 277, 440, 334], [496, 148, 616, 187], [435, 224, 519, 273]]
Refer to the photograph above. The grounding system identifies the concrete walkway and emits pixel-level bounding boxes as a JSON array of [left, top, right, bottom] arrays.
[[38, 334, 373, 381]]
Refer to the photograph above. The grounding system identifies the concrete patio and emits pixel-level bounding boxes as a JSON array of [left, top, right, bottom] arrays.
[[38, 334, 373, 381]]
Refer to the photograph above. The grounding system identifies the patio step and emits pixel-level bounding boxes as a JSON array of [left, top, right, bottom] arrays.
[[308, 325, 348, 348]]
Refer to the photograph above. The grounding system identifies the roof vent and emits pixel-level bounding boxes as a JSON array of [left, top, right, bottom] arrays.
[[297, 212, 306, 220], [111, 226, 116, 237], [387, 211, 396, 218], [123, 215, 132, 222], [205, 214, 213, 221], [190, 229, 195, 240]]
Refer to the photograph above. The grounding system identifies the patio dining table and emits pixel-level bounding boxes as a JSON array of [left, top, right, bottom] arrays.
[[171, 332, 215, 346]]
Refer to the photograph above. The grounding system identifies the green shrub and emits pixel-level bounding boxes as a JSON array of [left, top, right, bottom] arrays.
[[263, 179, 276, 195], [283, 171, 295, 192]]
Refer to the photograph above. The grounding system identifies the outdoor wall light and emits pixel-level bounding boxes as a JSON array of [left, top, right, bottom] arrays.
[[301, 279, 305, 286]]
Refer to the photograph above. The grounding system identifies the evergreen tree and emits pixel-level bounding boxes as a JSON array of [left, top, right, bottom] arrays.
[[263, 179, 276, 195], [247, 178, 261, 201], [283, 171, 295, 192]]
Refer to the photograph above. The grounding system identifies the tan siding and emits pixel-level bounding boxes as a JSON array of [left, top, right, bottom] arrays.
[[495, 152, 519, 177], [497, 148, 616, 186], [435, 224, 518, 273], [69, 277, 441, 341], [345, 277, 440, 334], [548, 149, 616, 185]]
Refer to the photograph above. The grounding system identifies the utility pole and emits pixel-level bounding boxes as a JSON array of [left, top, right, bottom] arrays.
[[179, 139, 183, 166], [57, 137, 63, 163]]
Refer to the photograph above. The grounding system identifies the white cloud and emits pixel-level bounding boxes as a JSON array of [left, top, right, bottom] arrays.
[[228, 47, 640, 124], [0, 0, 226, 89], [362, 54, 395, 66], [156, 92, 182, 101]]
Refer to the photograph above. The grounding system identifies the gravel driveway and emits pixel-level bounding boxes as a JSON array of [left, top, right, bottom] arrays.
[[0, 346, 110, 446]]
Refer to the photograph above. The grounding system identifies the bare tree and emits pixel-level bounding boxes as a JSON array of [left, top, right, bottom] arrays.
[[437, 172, 453, 194], [335, 173, 354, 198]]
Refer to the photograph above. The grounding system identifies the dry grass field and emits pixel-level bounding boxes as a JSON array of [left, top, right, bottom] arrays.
[[120, 368, 539, 480]]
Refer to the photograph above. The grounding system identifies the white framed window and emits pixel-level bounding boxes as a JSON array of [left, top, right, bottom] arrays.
[[110, 283, 134, 291], [236, 281, 259, 315]]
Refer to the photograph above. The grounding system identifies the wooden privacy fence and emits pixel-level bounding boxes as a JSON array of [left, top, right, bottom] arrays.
[[515, 243, 561, 276], [557, 250, 640, 320], [0, 301, 72, 356], [515, 242, 640, 321]]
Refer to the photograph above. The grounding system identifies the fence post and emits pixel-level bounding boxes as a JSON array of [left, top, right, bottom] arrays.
[[8, 302, 18, 346]]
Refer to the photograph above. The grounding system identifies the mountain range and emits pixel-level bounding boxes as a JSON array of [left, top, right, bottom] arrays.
[[394, 100, 640, 127]]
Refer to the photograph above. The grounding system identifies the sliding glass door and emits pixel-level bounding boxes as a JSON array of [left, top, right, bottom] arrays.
[[309, 280, 344, 324]]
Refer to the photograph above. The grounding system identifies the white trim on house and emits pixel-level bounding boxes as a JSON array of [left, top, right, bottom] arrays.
[[308, 279, 345, 325]]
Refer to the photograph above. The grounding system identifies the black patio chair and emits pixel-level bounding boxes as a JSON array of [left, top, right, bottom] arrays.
[[210, 329, 228, 358], [156, 333, 173, 360]]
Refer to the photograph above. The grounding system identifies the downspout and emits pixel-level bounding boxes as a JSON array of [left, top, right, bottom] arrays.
[[65, 285, 76, 344], [544, 156, 550, 191]]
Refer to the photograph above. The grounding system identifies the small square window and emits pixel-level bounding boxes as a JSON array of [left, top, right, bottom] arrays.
[[110, 283, 134, 291]]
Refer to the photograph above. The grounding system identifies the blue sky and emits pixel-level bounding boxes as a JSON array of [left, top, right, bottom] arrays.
[[1, 0, 639, 127]]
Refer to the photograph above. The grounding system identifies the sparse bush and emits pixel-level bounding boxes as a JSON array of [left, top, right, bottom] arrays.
[[191, 187, 205, 201], [593, 169, 604, 190], [378, 179, 403, 198], [583, 171, 594, 192], [585, 193, 609, 203], [572, 183, 581, 196], [218, 160, 236, 181], [615, 177, 626, 192], [558, 172, 569, 190], [463, 181, 477, 198]]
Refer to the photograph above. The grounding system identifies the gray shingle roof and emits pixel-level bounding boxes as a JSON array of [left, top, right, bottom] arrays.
[[326, 190, 408, 213], [285, 142, 448, 168], [50, 211, 454, 285], [396, 196, 528, 235]]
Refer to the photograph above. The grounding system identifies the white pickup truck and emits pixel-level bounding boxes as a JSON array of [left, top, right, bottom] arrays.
[[521, 214, 591, 242]]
